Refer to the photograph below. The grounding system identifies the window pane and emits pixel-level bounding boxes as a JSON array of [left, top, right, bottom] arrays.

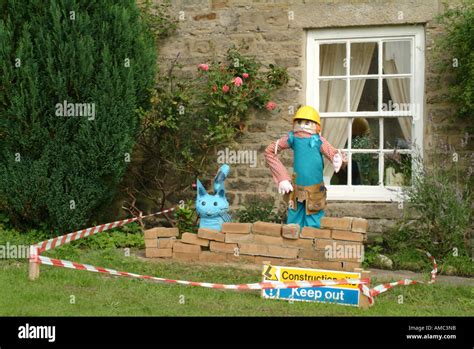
[[383, 40, 411, 74], [382, 77, 411, 108], [319, 79, 346, 112], [351, 118, 379, 149], [332, 152, 380, 185], [323, 118, 350, 186], [351, 78, 378, 111], [352, 153, 379, 185], [319, 43, 346, 76], [384, 117, 412, 149], [384, 153, 412, 186], [351, 42, 378, 75]]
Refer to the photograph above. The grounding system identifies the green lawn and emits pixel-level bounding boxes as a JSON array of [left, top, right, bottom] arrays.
[[0, 246, 473, 316]]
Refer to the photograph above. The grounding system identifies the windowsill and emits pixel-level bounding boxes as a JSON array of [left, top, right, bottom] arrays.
[[326, 185, 406, 202]]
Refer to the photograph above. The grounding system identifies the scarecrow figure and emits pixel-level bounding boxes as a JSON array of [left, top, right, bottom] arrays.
[[265, 105, 347, 230]]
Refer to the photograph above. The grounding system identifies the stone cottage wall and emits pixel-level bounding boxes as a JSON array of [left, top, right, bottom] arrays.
[[155, 0, 472, 243]]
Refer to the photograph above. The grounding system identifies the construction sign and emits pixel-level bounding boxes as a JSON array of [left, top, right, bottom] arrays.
[[261, 264, 361, 306]]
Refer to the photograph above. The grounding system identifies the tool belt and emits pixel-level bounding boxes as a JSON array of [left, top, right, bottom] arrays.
[[285, 173, 327, 215]]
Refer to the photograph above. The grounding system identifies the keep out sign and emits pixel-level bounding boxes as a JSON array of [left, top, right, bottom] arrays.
[[261, 265, 361, 306]]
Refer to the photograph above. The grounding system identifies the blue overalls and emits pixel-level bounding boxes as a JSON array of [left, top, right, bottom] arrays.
[[287, 131, 325, 228]]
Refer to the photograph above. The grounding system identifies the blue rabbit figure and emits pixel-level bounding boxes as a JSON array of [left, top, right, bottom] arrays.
[[196, 164, 231, 231]]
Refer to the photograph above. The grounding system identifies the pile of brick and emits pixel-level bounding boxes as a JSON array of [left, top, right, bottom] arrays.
[[144, 217, 368, 271]]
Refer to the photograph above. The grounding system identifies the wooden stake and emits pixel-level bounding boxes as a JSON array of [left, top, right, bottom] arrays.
[[28, 246, 40, 280], [29, 260, 40, 280], [355, 267, 371, 309]]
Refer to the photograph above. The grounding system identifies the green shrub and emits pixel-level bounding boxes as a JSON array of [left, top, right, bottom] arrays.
[[435, 1, 474, 127], [385, 151, 471, 261], [0, 0, 159, 233], [0, 222, 145, 257], [236, 199, 282, 223], [125, 46, 288, 210], [174, 200, 197, 236]]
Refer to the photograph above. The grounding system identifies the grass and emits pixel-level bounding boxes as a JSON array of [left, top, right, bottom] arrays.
[[1, 245, 473, 316], [0, 226, 472, 316]]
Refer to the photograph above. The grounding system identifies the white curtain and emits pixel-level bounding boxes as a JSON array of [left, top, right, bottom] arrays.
[[320, 43, 376, 181], [383, 41, 411, 142]]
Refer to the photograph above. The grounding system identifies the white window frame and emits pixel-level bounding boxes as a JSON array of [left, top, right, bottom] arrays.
[[306, 25, 425, 202]]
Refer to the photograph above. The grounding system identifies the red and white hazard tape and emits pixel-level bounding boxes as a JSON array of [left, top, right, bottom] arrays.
[[32, 207, 175, 253], [367, 251, 437, 304], [35, 251, 435, 306], [29, 206, 437, 307], [37, 255, 370, 291]]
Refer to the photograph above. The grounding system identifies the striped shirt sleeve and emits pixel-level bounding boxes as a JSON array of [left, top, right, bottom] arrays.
[[264, 134, 292, 185], [320, 135, 348, 163]]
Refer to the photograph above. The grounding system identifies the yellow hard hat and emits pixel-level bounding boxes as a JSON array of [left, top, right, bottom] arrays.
[[293, 105, 320, 125]]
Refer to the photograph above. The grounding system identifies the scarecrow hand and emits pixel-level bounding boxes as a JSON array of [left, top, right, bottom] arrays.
[[333, 151, 343, 173], [278, 180, 293, 194]]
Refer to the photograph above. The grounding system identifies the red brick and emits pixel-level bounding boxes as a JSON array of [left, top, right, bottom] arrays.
[[172, 251, 200, 262], [239, 242, 298, 259], [252, 234, 313, 249], [181, 232, 209, 247], [146, 248, 172, 258], [197, 228, 225, 242], [144, 239, 158, 248], [351, 218, 368, 233], [267, 245, 299, 259], [320, 217, 353, 231], [282, 224, 299, 239], [253, 235, 284, 245], [145, 227, 179, 238], [210, 241, 239, 254], [225, 233, 254, 244], [341, 261, 362, 271], [297, 249, 328, 261], [300, 227, 331, 239], [199, 251, 228, 263], [157, 237, 176, 249], [254, 256, 288, 266], [251, 221, 282, 237], [221, 222, 252, 234], [311, 260, 344, 271], [173, 242, 202, 254], [144, 229, 157, 239], [282, 238, 314, 249], [331, 230, 364, 242], [315, 239, 361, 250], [238, 242, 265, 256], [226, 253, 246, 263]]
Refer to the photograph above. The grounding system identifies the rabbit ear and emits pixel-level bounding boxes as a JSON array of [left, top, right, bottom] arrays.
[[196, 179, 207, 197], [213, 164, 230, 193], [217, 188, 225, 198]]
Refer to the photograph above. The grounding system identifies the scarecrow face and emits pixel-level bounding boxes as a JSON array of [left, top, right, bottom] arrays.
[[293, 119, 318, 134]]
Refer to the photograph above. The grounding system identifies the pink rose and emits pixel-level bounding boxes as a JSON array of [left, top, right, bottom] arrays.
[[266, 101, 277, 111], [222, 84, 230, 93], [242, 73, 249, 79], [232, 77, 243, 87], [198, 63, 209, 71]]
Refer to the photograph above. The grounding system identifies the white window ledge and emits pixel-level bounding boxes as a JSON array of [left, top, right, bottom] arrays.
[[326, 185, 406, 202]]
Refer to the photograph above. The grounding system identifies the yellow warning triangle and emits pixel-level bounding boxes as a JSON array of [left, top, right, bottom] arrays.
[[262, 265, 278, 281]]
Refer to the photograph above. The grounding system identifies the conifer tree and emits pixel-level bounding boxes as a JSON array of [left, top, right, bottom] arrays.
[[0, 0, 156, 232]]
